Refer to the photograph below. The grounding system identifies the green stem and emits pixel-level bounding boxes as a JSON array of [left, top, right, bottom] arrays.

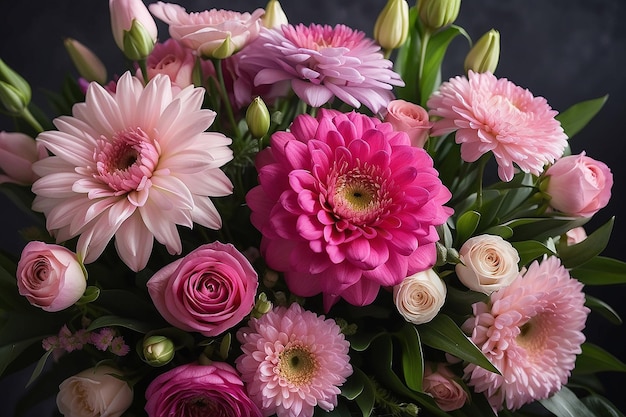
[[20, 107, 43, 133], [417, 29, 432, 91], [213, 58, 241, 139], [138, 59, 149, 84], [474, 155, 490, 209]]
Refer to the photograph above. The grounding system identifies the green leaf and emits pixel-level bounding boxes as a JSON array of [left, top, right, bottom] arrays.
[[556, 95, 608, 139], [0, 337, 43, 376], [76, 285, 100, 305], [570, 256, 626, 285], [573, 342, 626, 375], [558, 217, 614, 268], [394, 6, 421, 102], [539, 386, 594, 417], [582, 395, 626, 417], [25, 348, 53, 387], [342, 367, 376, 417], [511, 240, 556, 266], [86, 315, 155, 333], [395, 323, 423, 392], [585, 295, 622, 325], [482, 225, 513, 239], [505, 216, 589, 242], [418, 314, 499, 375], [455, 210, 481, 245]]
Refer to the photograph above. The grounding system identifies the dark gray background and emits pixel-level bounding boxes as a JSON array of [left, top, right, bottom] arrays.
[[0, 0, 624, 415]]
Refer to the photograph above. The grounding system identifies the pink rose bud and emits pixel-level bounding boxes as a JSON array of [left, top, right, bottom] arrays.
[[545, 152, 613, 217], [109, 0, 158, 54], [384, 99, 433, 148], [423, 362, 468, 412], [565, 226, 587, 245], [17, 241, 87, 312], [0, 131, 47, 185], [147, 242, 258, 337], [64, 38, 108, 84]]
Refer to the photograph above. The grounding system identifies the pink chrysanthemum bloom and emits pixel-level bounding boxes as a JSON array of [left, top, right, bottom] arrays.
[[237, 24, 404, 113], [246, 110, 452, 310], [236, 303, 352, 417], [461, 256, 589, 411], [427, 71, 568, 182], [31, 72, 233, 272]]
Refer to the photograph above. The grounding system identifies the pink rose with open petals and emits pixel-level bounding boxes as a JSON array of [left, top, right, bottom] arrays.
[[545, 152, 613, 217], [384, 99, 432, 148], [0, 131, 47, 185], [145, 362, 262, 417], [149, 2, 264, 58], [147, 242, 258, 336], [17, 241, 87, 312], [423, 363, 468, 412]]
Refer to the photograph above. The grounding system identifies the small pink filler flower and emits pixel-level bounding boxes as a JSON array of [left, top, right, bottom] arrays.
[[428, 71, 568, 182], [31, 72, 233, 272], [237, 24, 404, 113], [462, 256, 589, 411], [246, 110, 452, 309], [236, 303, 352, 417]]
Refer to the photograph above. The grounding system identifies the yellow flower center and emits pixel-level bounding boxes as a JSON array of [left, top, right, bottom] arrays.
[[278, 344, 318, 386]]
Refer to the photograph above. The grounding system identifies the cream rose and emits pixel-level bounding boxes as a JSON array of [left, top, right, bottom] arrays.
[[56, 365, 133, 417], [393, 269, 446, 325], [455, 234, 519, 294]]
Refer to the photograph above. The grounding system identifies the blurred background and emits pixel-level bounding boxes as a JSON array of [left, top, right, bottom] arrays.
[[0, 0, 624, 415]]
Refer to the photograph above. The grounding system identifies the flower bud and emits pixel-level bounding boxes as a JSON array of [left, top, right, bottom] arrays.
[[374, 0, 410, 51], [464, 29, 500, 74], [246, 96, 271, 138], [210, 35, 236, 60], [262, 0, 288, 29], [142, 335, 175, 367], [64, 38, 108, 84], [418, 0, 461, 31], [0, 59, 31, 114], [123, 19, 157, 61], [250, 292, 273, 318], [110, 0, 158, 53]]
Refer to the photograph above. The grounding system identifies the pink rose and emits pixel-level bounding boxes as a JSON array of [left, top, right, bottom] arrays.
[[17, 241, 87, 312], [149, 2, 265, 58], [566, 226, 587, 245], [384, 99, 433, 148], [147, 242, 258, 336], [109, 0, 158, 52], [141, 39, 215, 90], [545, 152, 613, 217], [423, 362, 468, 412], [145, 362, 262, 417], [0, 131, 47, 185], [57, 365, 133, 417]]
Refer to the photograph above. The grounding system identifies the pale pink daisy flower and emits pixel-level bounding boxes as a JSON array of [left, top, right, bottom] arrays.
[[246, 110, 452, 310], [237, 24, 404, 113], [31, 71, 233, 272], [461, 256, 589, 411], [427, 71, 568, 182], [236, 303, 352, 417]]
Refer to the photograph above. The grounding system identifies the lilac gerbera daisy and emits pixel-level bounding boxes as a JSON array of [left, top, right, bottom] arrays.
[[32, 72, 233, 271], [237, 24, 404, 113]]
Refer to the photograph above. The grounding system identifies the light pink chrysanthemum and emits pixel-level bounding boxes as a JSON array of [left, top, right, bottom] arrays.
[[237, 24, 404, 113], [461, 256, 589, 411], [31, 72, 233, 272], [236, 303, 352, 417], [427, 71, 568, 182], [246, 110, 452, 310]]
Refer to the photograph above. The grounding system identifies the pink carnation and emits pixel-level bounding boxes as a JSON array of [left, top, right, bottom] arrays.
[[237, 24, 404, 113], [427, 71, 567, 182], [246, 110, 452, 309], [462, 256, 589, 411]]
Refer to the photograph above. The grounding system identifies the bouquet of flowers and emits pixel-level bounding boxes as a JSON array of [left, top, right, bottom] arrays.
[[0, 0, 624, 416]]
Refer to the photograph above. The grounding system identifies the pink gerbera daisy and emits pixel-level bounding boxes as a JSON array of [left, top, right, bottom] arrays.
[[461, 256, 589, 411], [236, 303, 352, 417], [237, 24, 404, 113], [427, 71, 568, 182], [246, 110, 452, 310], [31, 72, 233, 272]]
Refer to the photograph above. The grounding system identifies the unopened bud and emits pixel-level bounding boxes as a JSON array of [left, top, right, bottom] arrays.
[[251, 292, 273, 319], [374, 0, 410, 51], [142, 335, 175, 367], [0, 59, 31, 113], [435, 241, 447, 266], [64, 38, 108, 84], [464, 29, 500, 74], [122, 19, 156, 61], [262, 0, 288, 29], [210, 36, 236, 59], [246, 96, 271, 138], [418, 0, 461, 31]]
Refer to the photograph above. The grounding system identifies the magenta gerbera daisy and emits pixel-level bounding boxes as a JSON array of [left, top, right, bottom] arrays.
[[237, 24, 404, 113], [246, 110, 452, 309], [236, 302, 352, 417], [461, 256, 589, 411], [31, 72, 233, 272], [427, 71, 568, 182]]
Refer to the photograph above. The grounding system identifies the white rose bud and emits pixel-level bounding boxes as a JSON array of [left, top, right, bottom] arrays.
[[455, 234, 520, 294], [393, 269, 446, 325]]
